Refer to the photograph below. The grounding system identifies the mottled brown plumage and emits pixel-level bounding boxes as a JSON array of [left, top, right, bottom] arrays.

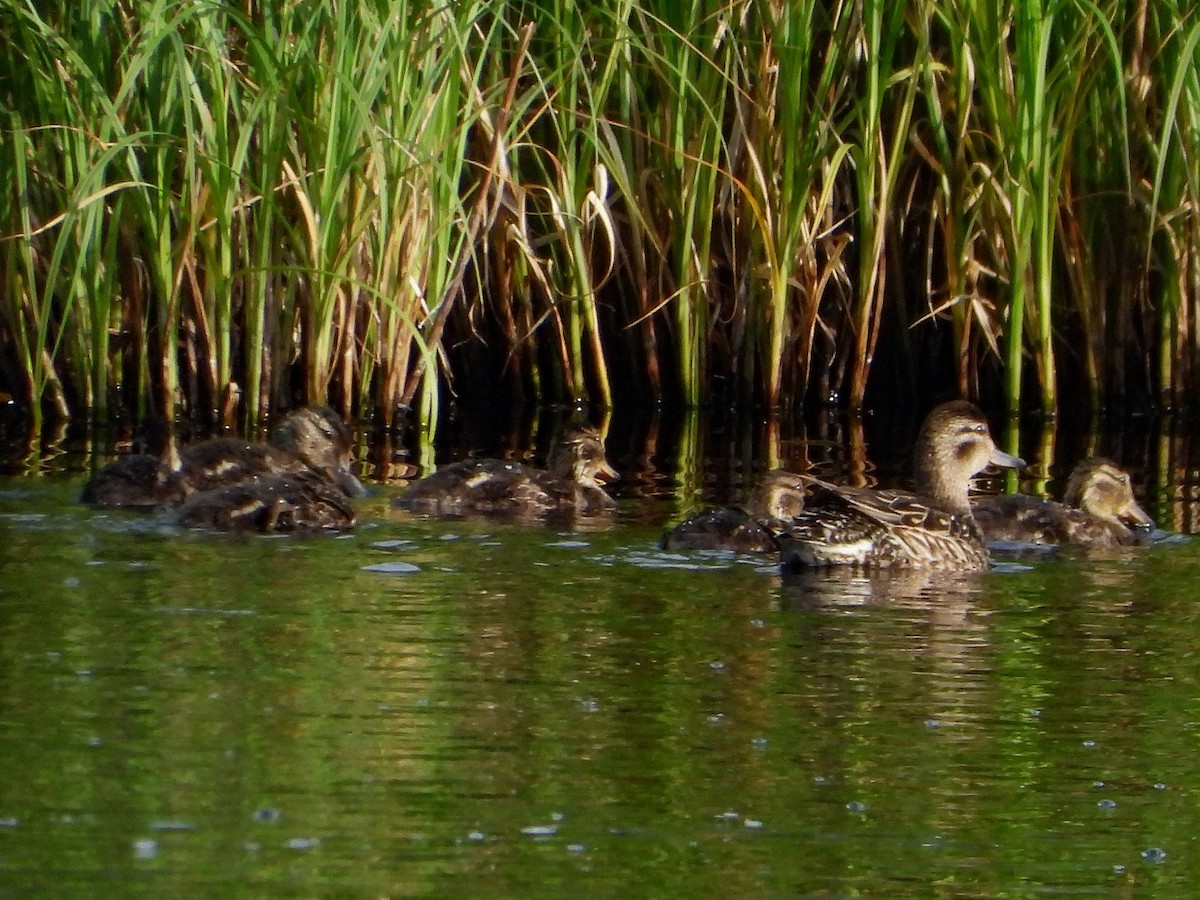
[[973, 457, 1154, 547], [173, 470, 357, 532], [81, 406, 364, 510], [778, 401, 1025, 571], [393, 426, 617, 521], [660, 469, 806, 553]]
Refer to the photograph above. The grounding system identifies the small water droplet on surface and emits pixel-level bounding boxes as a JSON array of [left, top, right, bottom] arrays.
[[846, 801, 867, 813], [468, 831, 485, 841], [361, 561, 421, 574], [253, 808, 280, 822], [286, 837, 320, 850], [1083, 740, 1096, 748], [1141, 847, 1167, 863], [1154, 782, 1167, 790], [1098, 799, 1117, 810], [520, 825, 557, 837], [132, 838, 157, 859], [1113, 864, 1125, 874], [744, 818, 763, 829]]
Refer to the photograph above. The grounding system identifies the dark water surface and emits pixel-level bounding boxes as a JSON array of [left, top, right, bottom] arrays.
[[3, 418, 1200, 896]]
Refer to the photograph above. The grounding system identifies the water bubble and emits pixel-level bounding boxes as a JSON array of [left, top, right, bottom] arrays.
[[550, 812, 564, 822], [286, 837, 320, 850], [1098, 799, 1117, 810], [751, 737, 768, 748], [1154, 782, 1167, 791], [440, 533, 459, 542], [1113, 865, 1126, 874], [468, 831, 485, 841], [253, 808, 281, 822], [744, 818, 764, 829], [750, 619, 765, 628], [924, 719, 941, 729], [520, 825, 557, 837], [360, 561, 420, 574], [1093, 781, 1106, 789], [715, 810, 740, 820], [709, 661, 726, 671], [150, 820, 194, 832], [846, 801, 867, 813], [132, 838, 158, 859], [1141, 848, 1167, 863], [1082, 740, 1096, 748], [813, 775, 828, 785]]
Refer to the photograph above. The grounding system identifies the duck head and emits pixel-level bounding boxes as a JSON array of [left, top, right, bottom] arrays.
[[547, 427, 618, 489], [752, 469, 807, 520], [272, 406, 367, 497], [913, 401, 1025, 515], [1064, 458, 1155, 531]]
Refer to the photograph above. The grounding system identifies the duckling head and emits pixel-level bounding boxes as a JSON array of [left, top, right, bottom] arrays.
[[752, 469, 806, 521], [272, 406, 367, 497], [914, 401, 1025, 514], [547, 427, 618, 489], [1064, 458, 1155, 531]]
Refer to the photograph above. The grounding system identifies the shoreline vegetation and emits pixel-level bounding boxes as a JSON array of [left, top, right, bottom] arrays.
[[1, 2, 1198, 435]]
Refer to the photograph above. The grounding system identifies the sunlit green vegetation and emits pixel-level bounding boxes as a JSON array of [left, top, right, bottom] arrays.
[[1, 1, 1197, 430]]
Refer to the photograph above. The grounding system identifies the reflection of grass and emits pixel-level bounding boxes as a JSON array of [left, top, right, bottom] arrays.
[[1, 2, 1197, 429]]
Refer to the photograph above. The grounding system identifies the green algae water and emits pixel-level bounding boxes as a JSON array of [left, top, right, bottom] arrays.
[[2, 473, 1199, 896]]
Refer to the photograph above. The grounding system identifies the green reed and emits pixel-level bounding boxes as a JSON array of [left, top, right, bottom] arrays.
[[1, 1, 1199, 430]]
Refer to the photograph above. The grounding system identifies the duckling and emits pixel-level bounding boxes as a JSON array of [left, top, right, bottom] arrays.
[[173, 470, 356, 533], [393, 426, 618, 521], [81, 405, 364, 509], [182, 405, 366, 498], [973, 457, 1154, 547], [660, 469, 807, 553], [778, 401, 1025, 571], [78, 452, 191, 510], [79, 419, 190, 510]]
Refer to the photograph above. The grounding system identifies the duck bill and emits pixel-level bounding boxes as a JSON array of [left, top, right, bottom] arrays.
[[334, 467, 369, 498], [1122, 501, 1156, 531], [988, 447, 1025, 470], [595, 461, 619, 483]]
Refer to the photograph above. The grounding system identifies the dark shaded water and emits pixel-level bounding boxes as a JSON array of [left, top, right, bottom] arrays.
[[3, 412, 1200, 896]]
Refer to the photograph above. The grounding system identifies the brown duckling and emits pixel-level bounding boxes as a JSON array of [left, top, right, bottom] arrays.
[[660, 469, 807, 553], [182, 405, 366, 497], [78, 452, 191, 510], [79, 418, 189, 510], [173, 470, 356, 533], [973, 457, 1154, 547], [778, 401, 1025, 572], [393, 426, 618, 521], [81, 405, 364, 509]]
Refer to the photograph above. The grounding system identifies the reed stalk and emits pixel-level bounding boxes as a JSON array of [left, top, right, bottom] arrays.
[[1, 0, 1198, 431]]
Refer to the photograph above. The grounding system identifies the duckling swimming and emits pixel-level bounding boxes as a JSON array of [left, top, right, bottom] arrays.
[[173, 470, 357, 533], [778, 401, 1025, 572], [660, 469, 807, 553], [973, 457, 1154, 547], [393, 426, 617, 521], [182, 405, 366, 497], [81, 405, 364, 509]]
